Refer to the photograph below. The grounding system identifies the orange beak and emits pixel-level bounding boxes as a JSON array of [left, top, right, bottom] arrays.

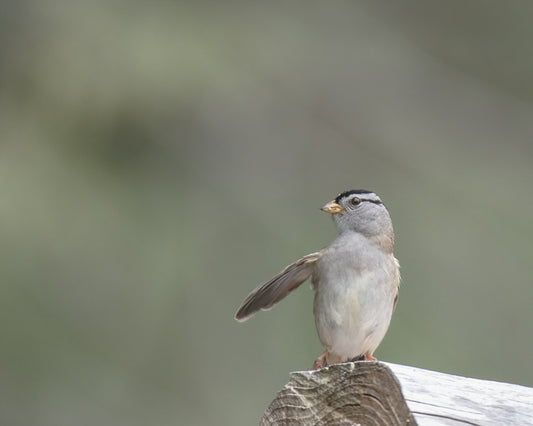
[[321, 200, 345, 214]]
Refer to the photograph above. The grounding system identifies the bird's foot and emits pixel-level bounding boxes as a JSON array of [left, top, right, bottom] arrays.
[[311, 350, 328, 370]]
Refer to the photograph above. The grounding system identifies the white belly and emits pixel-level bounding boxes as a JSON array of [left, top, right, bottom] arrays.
[[313, 260, 397, 364]]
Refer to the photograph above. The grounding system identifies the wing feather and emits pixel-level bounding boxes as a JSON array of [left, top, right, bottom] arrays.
[[235, 252, 321, 321]]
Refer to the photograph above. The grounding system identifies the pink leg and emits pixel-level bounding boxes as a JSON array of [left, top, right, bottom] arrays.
[[365, 353, 377, 361], [311, 350, 328, 370]]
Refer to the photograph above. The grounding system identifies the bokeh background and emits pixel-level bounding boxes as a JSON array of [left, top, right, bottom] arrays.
[[1, 1, 533, 425]]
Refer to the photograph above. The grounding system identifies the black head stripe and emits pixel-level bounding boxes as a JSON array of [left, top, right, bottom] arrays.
[[335, 189, 375, 203]]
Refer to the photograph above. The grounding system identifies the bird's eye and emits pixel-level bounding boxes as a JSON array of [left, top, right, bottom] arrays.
[[351, 197, 361, 206]]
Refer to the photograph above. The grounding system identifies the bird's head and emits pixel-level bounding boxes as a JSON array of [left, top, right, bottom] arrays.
[[321, 190, 393, 241]]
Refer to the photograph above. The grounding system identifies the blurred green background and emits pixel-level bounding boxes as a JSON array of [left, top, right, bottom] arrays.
[[1, 1, 533, 425]]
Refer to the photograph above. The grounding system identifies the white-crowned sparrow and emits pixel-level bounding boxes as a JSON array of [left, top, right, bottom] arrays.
[[235, 190, 400, 369]]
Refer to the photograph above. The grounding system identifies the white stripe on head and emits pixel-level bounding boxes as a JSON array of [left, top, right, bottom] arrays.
[[335, 190, 382, 204]]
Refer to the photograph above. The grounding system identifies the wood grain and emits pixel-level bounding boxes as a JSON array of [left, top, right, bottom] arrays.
[[261, 361, 533, 425], [386, 362, 533, 425], [261, 362, 416, 425]]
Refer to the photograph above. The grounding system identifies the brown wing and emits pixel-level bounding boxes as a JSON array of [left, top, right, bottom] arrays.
[[235, 252, 321, 322]]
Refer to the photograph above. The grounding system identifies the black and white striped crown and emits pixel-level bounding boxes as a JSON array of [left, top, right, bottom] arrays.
[[335, 189, 382, 205]]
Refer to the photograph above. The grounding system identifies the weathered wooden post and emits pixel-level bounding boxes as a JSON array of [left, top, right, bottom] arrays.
[[260, 361, 533, 425]]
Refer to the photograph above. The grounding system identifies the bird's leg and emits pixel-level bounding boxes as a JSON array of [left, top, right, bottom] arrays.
[[364, 352, 377, 361], [311, 350, 328, 370]]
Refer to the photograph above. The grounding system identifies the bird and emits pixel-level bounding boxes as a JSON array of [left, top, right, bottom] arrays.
[[235, 189, 400, 369]]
